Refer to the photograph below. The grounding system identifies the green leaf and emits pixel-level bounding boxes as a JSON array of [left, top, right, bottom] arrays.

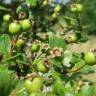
[[0, 34, 11, 58], [64, 16, 77, 26], [0, 5, 11, 11], [70, 53, 82, 64], [49, 35, 66, 50], [16, 5, 29, 14], [51, 58, 62, 68], [74, 59, 85, 68], [52, 71, 61, 79], [0, 66, 15, 96], [13, 81, 28, 96], [58, 16, 68, 28], [74, 59, 95, 74], [52, 78, 65, 96], [63, 50, 72, 67], [81, 84, 96, 96], [2, 53, 21, 63], [16, 53, 28, 65], [28, 0, 37, 7], [74, 92, 82, 96], [65, 81, 77, 96], [42, 92, 56, 96], [80, 65, 95, 74], [33, 58, 42, 65]]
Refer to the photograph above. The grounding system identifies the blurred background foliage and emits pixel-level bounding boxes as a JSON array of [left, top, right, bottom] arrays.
[[71, 0, 96, 34]]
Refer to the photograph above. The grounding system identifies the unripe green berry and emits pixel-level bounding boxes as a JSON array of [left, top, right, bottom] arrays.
[[25, 77, 42, 93], [52, 13, 57, 19], [16, 39, 24, 48], [84, 52, 96, 65], [31, 44, 40, 52], [3, 14, 11, 22], [54, 5, 62, 13], [37, 61, 47, 73], [20, 19, 31, 31], [9, 22, 21, 34], [42, 0, 48, 6]]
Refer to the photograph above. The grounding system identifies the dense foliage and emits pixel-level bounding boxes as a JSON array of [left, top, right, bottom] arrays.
[[0, 0, 96, 96]]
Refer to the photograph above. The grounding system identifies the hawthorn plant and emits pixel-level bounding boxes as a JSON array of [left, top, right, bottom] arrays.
[[0, 0, 96, 96]]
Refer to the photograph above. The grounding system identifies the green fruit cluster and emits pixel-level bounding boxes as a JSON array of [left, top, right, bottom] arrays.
[[25, 77, 42, 94], [3, 14, 32, 35]]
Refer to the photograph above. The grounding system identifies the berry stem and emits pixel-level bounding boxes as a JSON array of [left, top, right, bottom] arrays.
[[10, 32, 21, 54]]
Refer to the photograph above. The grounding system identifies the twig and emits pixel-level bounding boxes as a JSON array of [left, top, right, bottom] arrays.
[[1, 53, 21, 63], [76, 13, 83, 31], [35, 52, 43, 59], [10, 32, 21, 53], [67, 64, 86, 73]]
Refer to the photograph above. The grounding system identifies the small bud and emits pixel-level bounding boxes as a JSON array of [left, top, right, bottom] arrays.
[[34, 39, 41, 45], [31, 40, 41, 52], [42, 43, 50, 53], [19, 12, 27, 19], [44, 59, 50, 69], [65, 34, 77, 43], [50, 47, 63, 60]]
